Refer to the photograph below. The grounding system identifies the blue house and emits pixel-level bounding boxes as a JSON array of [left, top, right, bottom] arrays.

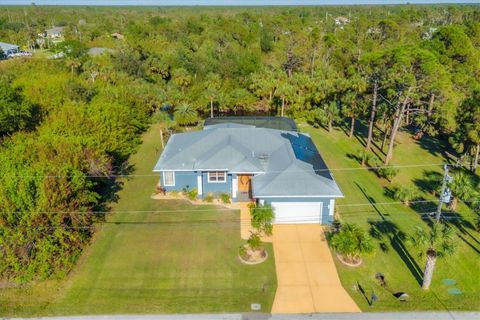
[[153, 122, 343, 225]]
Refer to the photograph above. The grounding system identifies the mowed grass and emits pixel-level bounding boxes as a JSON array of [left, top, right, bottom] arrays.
[[301, 122, 480, 311], [1, 124, 276, 316]]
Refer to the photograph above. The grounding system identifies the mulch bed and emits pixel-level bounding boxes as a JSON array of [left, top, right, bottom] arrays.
[[336, 253, 363, 267], [238, 245, 268, 265]]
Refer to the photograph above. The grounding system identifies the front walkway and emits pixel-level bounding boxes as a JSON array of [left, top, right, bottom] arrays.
[[240, 202, 272, 242], [271, 225, 361, 314]]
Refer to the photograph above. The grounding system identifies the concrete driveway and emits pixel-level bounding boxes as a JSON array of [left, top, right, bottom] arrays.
[[271, 224, 361, 314]]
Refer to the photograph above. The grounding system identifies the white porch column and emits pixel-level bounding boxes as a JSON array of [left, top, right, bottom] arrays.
[[197, 175, 203, 196], [329, 199, 335, 217], [232, 177, 237, 199]]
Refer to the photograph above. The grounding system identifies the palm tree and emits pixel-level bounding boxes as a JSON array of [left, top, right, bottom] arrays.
[[329, 223, 375, 264], [449, 170, 476, 211], [324, 101, 340, 132], [408, 223, 457, 290], [276, 80, 295, 117], [204, 73, 221, 118], [392, 185, 419, 206], [172, 68, 192, 94], [356, 149, 372, 166], [174, 103, 198, 126], [66, 57, 81, 74]]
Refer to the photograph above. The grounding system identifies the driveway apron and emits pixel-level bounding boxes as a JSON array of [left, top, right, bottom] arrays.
[[271, 224, 361, 313]]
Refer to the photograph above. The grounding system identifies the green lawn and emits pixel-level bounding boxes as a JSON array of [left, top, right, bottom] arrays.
[[3, 120, 478, 315], [302, 122, 480, 311], [1, 124, 276, 316]]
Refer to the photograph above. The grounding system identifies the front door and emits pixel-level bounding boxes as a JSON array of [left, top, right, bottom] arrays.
[[237, 174, 252, 198]]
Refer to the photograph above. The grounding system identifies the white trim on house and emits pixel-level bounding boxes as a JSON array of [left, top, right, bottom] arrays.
[[257, 195, 344, 198], [207, 171, 227, 183], [232, 177, 238, 198], [197, 175, 203, 195], [162, 171, 175, 187], [153, 168, 229, 172], [329, 199, 335, 216], [230, 171, 263, 174]]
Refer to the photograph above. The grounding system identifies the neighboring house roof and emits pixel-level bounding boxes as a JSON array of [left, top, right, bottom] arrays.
[[46, 26, 64, 36], [204, 116, 298, 131], [87, 47, 113, 56], [153, 125, 343, 198]]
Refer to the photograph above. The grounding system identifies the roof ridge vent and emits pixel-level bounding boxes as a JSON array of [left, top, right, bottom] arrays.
[[257, 153, 269, 160], [257, 153, 270, 166]]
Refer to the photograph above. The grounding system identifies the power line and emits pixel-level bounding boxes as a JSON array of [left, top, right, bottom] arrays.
[[0, 162, 447, 179], [2, 198, 477, 215], [2, 208, 470, 231]]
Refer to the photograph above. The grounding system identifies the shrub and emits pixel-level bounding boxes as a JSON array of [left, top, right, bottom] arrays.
[[356, 149, 372, 166], [368, 155, 382, 168], [328, 223, 375, 263], [247, 232, 262, 251], [250, 203, 274, 236], [204, 192, 214, 203], [220, 193, 231, 204], [377, 165, 399, 181], [186, 188, 198, 200], [238, 245, 247, 258], [392, 185, 419, 206]]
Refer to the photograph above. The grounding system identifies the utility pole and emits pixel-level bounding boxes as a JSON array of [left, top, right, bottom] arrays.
[[435, 164, 452, 223]]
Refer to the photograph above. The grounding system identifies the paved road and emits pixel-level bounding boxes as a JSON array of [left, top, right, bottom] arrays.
[[269, 312, 479, 320], [8, 312, 479, 320], [271, 224, 360, 313]]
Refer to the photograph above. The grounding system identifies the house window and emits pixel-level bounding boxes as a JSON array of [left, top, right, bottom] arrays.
[[163, 171, 175, 186], [208, 171, 226, 183]]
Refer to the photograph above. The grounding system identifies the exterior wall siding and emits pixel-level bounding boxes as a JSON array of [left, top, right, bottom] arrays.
[[160, 171, 199, 193], [258, 197, 335, 225], [160, 171, 233, 199], [202, 172, 232, 196]]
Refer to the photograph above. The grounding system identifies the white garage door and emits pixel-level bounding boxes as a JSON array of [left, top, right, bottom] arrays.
[[271, 202, 322, 224]]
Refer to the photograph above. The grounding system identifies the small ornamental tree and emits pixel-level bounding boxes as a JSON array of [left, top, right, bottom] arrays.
[[376, 165, 399, 182], [329, 223, 375, 264], [408, 223, 457, 290], [250, 203, 274, 237]]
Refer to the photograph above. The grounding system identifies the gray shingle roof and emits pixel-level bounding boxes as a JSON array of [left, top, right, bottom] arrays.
[[153, 126, 343, 198], [46, 26, 64, 36]]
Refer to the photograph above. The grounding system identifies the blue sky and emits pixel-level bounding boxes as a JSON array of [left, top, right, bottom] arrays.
[[0, 0, 479, 5]]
